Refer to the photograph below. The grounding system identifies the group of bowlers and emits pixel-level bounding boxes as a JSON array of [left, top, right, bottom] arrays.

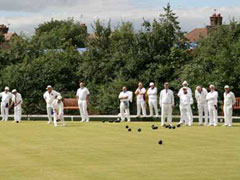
[[0, 81, 236, 127], [0, 82, 90, 127], [0, 87, 23, 123], [43, 82, 90, 127], [119, 81, 236, 127]]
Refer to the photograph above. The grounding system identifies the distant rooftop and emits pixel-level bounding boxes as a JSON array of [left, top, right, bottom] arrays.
[[186, 13, 223, 43], [0, 24, 17, 41]]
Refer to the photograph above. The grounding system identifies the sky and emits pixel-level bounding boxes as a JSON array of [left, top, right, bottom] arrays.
[[0, 0, 240, 35]]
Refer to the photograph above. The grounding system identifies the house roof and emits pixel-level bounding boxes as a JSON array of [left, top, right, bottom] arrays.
[[4, 32, 17, 41], [186, 28, 208, 43]]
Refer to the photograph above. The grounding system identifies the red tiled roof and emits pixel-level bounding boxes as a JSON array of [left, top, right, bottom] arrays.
[[186, 28, 208, 43], [4, 32, 16, 41]]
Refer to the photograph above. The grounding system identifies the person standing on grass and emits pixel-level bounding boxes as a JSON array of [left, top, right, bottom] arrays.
[[119, 86, 131, 122], [195, 86, 208, 126], [178, 87, 193, 126], [43, 85, 60, 124], [0, 87, 13, 122], [52, 95, 65, 127], [223, 85, 236, 127], [206, 85, 218, 126], [76, 82, 90, 122], [11, 89, 23, 123], [178, 81, 193, 125], [159, 82, 174, 127], [135, 82, 146, 118], [147, 82, 159, 117]]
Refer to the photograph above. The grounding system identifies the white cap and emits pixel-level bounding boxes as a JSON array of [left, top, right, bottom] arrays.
[[4, 86, 9, 91], [46, 85, 52, 90], [224, 85, 230, 89], [149, 82, 154, 86], [57, 95, 62, 100], [182, 81, 188, 86], [12, 89, 17, 93]]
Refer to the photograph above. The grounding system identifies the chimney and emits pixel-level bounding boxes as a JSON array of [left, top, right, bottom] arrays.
[[210, 13, 223, 26], [0, 24, 9, 34]]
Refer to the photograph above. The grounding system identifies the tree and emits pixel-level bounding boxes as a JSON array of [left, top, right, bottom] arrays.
[[0, 47, 81, 114], [32, 18, 88, 49], [180, 21, 240, 98], [0, 4, 194, 115], [77, 4, 191, 114]]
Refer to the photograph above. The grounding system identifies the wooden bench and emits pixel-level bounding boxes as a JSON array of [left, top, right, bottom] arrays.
[[221, 97, 240, 115], [63, 98, 79, 110]]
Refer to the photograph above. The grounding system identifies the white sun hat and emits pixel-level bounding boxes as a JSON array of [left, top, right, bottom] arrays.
[[149, 82, 154, 86], [182, 81, 188, 86], [46, 85, 52, 90], [57, 95, 62, 100], [12, 89, 17, 93]]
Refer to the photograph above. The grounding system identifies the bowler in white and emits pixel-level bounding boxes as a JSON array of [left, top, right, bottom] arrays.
[[0, 87, 13, 121], [159, 82, 174, 126], [223, 85, 236, 127], [76, 82, 90, 122], [178, 87, 193, 126], [52, 95, 65, 127], [147, 82, 159, 117], [43, 85, 60, 124], [119, 86, 131, 122], [11, 89, 23, 123], [195, 86, 208, 125], [135, 82, 146, 117], [206, 85, 218, 126], [178, 81, 193, 124]]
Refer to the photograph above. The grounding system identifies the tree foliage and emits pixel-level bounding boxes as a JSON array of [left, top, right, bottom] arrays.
[[180, 21, 240, 97], [0, 4, 239, 115]]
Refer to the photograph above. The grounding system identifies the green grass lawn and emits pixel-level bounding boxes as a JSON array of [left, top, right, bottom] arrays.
[[0, 121, 240, 180]]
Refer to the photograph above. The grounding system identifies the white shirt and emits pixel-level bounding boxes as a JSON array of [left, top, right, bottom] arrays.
[[0, 92, 13, 104], [135, 88, 146, 102], [119, 91, 130, 102], [147, 87, 158, 101], [206, 91, 218, 106], [52, 99, 64, 114], [159, 89, 174, 105], [180, 93, 192, 106], [12, 93, 23, 106], [195, 88, 208, 104], [76, 87, 90, 101], [178, 87, 193, 105], [224, 92, 236, 106], [43, 90, 60, 107], [178, 87, 192, 97]]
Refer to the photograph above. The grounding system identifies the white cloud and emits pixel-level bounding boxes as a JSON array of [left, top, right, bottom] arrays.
[[0, 1, 240, 35]]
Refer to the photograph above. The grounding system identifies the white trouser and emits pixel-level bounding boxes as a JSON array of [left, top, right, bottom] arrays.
[[179, 105, 192, 126], [189, 106, 193, 124], [78, 100, 89, 122], [137, 101, 146, 117], [53, 110, 65, 127], [14, 105, 22, 122], [208, 104, 218, 126], [161, 104, 172, 126], [47, 107, 53, 122], [197, 102, 208, 125], [120, 101, 130, 121], [148, 100, 158, 117], [224, 105, 233, 126], [1, 102, 9, 121]]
